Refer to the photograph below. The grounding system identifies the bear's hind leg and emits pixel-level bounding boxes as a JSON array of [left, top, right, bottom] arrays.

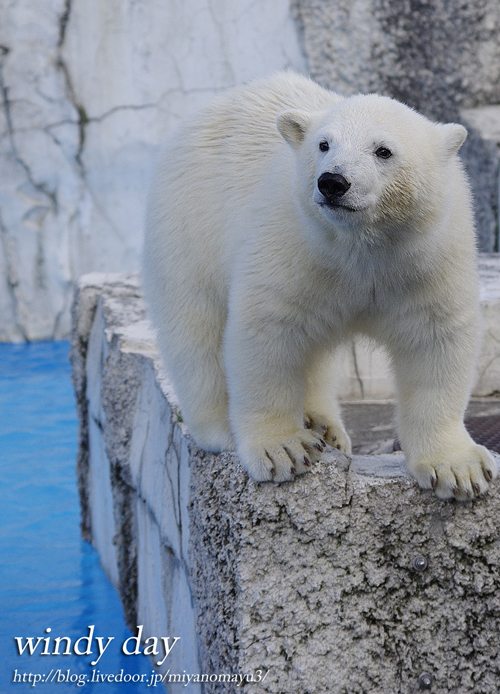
[[157, 300, 235, 453], [184, 376, 235, 453], [179, 349, 235, 453]]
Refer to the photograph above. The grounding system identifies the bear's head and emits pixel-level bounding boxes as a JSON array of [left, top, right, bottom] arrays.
[[277, 95, 467, 235]]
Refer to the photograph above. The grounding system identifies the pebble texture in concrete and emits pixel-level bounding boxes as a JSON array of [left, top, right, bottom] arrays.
[[71, 273, 500, 694]]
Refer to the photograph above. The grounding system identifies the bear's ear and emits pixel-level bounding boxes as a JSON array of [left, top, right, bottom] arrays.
[[277, 110, 313, 148], [440, 123, 467, 157]]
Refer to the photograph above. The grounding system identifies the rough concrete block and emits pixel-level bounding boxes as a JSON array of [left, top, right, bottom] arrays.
[[70, 272, 500, 693]]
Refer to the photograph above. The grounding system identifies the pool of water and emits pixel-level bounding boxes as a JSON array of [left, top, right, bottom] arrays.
[[0, 341, 153, 692]]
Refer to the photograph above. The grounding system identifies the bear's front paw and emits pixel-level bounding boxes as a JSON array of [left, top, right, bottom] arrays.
[[409, 443, 498, 501], [304, 411, 352, 454], [240, 428, 328, 483]]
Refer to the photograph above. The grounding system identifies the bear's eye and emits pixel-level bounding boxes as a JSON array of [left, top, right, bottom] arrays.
[[319, 140, 329, 152], [375, 146, 392, 159]]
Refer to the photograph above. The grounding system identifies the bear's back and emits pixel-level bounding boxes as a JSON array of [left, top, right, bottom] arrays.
[[161, 73, 344, 193], [196, 72, 344, 148], [195, 72, 343, 158]]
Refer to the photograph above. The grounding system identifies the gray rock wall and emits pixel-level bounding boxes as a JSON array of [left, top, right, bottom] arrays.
[[294, 0, 500, 116], [71, 273, 500, 694]]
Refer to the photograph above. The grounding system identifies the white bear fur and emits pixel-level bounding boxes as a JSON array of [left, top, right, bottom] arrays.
[[143, 72, 497, 500]]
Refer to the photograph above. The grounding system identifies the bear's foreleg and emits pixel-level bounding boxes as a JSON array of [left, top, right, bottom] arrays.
[[388, 321, 498, 500], [224, 311, 328, 482]]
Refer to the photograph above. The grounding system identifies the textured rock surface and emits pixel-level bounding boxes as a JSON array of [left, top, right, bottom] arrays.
[[71, 273, 500, 693], [190, 451, 500, 694], [463, 105, 500, 145], [71, 273, 203, 691], [461, 106, 500, 247], [476, 255, 500, 397], [0, 0, 305, 341], [70, 271, 147, 622], [293, 0, 500, 115]]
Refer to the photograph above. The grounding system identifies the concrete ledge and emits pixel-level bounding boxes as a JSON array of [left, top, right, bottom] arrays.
[[70, 271, 500, 693]]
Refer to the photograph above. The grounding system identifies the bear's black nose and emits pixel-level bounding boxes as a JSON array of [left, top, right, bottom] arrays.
[[317, 172, 351, 202]]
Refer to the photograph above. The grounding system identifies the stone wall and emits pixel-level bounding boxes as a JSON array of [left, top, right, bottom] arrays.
[[71, 272, 500, 693], [3, 0, 500, 340], [294, 0, 500, 115]]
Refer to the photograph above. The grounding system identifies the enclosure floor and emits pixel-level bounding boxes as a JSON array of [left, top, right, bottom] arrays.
[[342, 398, 500, 455]]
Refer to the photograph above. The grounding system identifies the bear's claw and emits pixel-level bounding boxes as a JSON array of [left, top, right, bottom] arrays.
[[242, 428, 325, 482], [304, 412, 352, 454], [410, 442, 498, 501]]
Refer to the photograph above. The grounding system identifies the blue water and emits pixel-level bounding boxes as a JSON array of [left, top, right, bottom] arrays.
[[0, 342, 153, 692]]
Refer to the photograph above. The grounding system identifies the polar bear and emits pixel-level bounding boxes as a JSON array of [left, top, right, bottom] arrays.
[[143, 72, 497, 500]]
